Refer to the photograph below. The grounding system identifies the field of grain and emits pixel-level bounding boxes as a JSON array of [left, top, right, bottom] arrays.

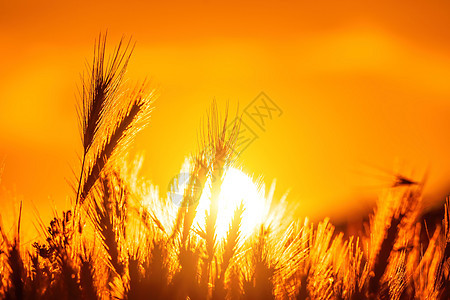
[[0, 36, 449, 300]]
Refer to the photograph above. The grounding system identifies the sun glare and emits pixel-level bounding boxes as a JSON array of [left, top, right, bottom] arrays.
[[169, 160, 268, 240], [172, 165, 267, 241]]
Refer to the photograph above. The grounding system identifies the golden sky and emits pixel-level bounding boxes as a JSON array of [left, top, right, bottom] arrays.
[[1, 0, 450, 230]]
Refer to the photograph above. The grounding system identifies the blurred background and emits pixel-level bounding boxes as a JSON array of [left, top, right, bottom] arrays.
[[1, 0, 450, 239]]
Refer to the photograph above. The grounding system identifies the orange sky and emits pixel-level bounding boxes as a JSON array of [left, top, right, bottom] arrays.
[[1, 0, 450, 233]]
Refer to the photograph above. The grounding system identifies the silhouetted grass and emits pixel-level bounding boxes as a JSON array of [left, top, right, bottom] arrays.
[[0, 36, 449, 300]]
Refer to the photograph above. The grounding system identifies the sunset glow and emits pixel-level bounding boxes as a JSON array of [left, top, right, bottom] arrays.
[[1, 1, 450, 299]]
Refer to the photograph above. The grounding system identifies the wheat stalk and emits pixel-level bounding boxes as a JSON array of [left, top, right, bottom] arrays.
[[80, 84, 154, 202], [87, 176, 125, 278], [75, 34, 133, 206], [213, 202, 244, 299]]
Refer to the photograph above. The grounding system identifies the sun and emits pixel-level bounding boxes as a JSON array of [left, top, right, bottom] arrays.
[[168, 160, 270, 241], [191, 167, 268, 241]]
